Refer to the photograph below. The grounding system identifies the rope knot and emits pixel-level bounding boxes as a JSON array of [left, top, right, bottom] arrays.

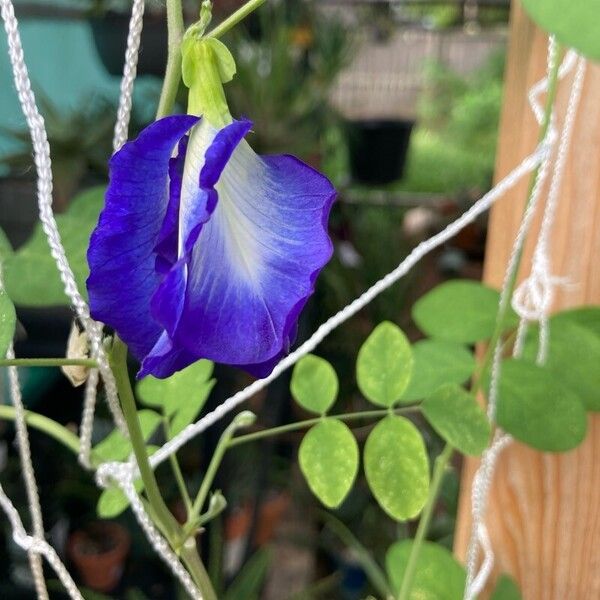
[[511, 266, 567, 322]]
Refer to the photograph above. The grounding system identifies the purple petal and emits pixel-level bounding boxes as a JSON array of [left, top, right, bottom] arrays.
[[145, 131, 336, 377], [154, 136, 188, 275], [145, 119, 252, 348], [87, 115, 199, 359]]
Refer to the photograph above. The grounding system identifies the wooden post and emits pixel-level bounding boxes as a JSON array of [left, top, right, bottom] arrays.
[[454, 3, 600, 599]]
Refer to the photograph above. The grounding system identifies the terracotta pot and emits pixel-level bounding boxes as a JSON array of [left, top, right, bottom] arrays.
[[226, 492, 291, 545], [68, 521, 131, 592]]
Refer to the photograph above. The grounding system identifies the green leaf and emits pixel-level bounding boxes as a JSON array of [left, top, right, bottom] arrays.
[[223, 548, 271, 600], [3, 187, 105, 306], [169, 378, 216, 438], [97, 479, 143, 519], [521, 0, 600, 61], [356, 321, 413, 407], [496, 359, 587, 452], [523, 314, 600, 411], [299, 419, 359, 509], [422, 383, 490, 456], [553, 306, 600, 339], [491, 574, 522, 600], [386, 540, 466, 599], [92, 410, 161, 463], [137, 359, 214, 417], [291, 354, 338, 414], [401, 340, 475, 402], [412, 280, 517, 343], [0, 288, 16, 357], [364, 415, 429, 520]]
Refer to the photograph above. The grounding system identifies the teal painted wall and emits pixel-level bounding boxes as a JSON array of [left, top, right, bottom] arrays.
[[0, 13, 161, 162]]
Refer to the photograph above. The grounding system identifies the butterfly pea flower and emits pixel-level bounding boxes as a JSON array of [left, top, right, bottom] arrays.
[[87, 37, 335, 379]]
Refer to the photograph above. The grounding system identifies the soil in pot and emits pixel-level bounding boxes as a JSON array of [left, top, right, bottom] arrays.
[[68, 521, 131, 592], [345, 119, 415, 185]]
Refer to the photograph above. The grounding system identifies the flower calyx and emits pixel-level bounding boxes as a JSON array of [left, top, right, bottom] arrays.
[[182, 9, 237, 127]]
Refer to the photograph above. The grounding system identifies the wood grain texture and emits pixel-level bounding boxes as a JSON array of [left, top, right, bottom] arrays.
[[454, 3, 600, 598]]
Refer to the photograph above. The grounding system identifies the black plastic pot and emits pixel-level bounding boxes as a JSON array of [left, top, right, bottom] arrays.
[[345, 119, 415, 185], [0, 177, 38, 249], [90, 11, 168, 77]]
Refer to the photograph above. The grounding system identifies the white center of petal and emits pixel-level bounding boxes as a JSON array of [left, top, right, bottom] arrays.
[[178, 119, 219, 257], [213, 141, 265, 287]]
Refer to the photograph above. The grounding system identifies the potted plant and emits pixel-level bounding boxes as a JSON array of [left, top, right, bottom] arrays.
[[88, 1, 169, 77], [67, 521, 131, 592], [0, 94, 114, 213], [345, 119, 415, 185], [225, 0, 351, 163]]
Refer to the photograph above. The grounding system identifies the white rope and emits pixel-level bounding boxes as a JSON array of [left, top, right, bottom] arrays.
[[147, 142, 548, 471], [77, 0, 146, 467], [87, 121, 547, 594], [513, 56, 587, 362], [95, 462, 203, 599], [78, 368, 99, 468], [0, 482, 83, 600], [0, 257, 48, 598], [88, 1, 203, 589], [0, 0, 588, 595], [464, 44, 585, 600], [0, 0, 127, 438], [5, 346, 49, 600], [112, 0, 145, 152], [465, 38, 562, 599]]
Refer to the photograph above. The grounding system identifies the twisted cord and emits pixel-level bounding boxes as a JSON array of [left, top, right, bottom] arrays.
[[0, 1, 587, 597], [0, 0, 127, 438], [0, 258, 47, 598], [112, 0, 145, 151], [5, 345, 49, 600], [78, 0, 147, 466], [78, 367, 99, 468], [513, 56, 587, 361], [464, 44, 585, 600], [0, 482, 83, 599], [148, 140, 547, 471], [94, 100, 549, 596], [95, 462, 203, 599], [465, 39, 562, 600]]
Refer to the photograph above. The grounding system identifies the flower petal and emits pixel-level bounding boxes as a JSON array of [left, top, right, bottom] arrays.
[[147, 119, 252, 343], [154, 136, 188, 275], [147, 132, 336, 376], [87, 115, 198, 359]]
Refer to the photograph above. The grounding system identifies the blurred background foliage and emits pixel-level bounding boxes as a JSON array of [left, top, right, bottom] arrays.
[[0, 1, 509, 598]]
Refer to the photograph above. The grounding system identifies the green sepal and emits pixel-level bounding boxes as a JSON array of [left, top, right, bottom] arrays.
[[181, 36, 236, 127]]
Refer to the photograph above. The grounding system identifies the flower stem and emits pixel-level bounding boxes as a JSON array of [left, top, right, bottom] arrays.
[[187, 417, 241, 527], [163, 420, 193, 514], [205, 0, 267, 39], [228, 407, 416, 448], [156, 0, 185, 118], [0, 358, 97, 368], [109, 338, 180, 541], [180, 541, 217, 600], [397, 444, 454, 600], [0, 405, 80, 455], [109, 338, 217, 599]]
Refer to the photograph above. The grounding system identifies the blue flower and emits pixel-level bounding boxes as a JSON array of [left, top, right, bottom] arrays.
[[86, 114, 335, 378]]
